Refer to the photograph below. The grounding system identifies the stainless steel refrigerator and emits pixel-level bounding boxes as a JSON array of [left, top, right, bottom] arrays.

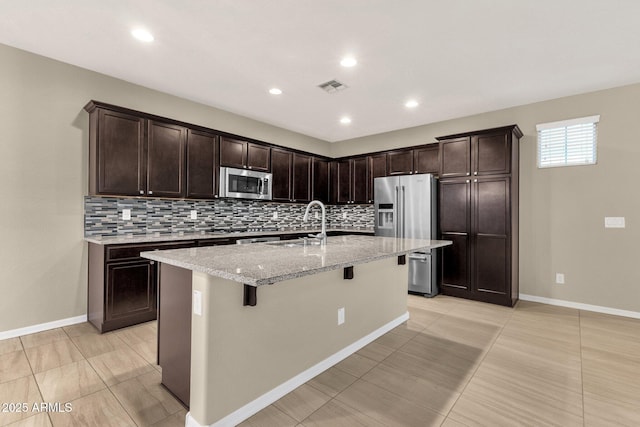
[[374, 174, 438, 296]]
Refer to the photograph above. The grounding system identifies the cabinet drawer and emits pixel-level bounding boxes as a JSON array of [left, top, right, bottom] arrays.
[[106, 241, 196, 261]]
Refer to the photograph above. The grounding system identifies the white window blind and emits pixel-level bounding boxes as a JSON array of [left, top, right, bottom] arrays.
[[536, 115, 599, 168]]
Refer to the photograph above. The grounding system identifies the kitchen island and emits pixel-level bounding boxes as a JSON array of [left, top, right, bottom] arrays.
[[142, 235, 451, 427]]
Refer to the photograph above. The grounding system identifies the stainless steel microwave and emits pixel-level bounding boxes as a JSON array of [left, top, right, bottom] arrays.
[[219, 167, 272, 200]]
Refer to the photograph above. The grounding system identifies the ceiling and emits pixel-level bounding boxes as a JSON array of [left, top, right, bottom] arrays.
[[1, 1, 640, 143]]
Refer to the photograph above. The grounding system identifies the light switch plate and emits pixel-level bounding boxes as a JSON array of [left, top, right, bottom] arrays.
[[342, 212, 347, 219], [193, 290, 202, 316], [190, 210, 198, 220], [315, 211, 319, 219], [604, 217, 625, 228], [122, 209, 131, 220], [272, 211, 278, 219], [556, 273, 565, 284], [337, 307, 345, 325]]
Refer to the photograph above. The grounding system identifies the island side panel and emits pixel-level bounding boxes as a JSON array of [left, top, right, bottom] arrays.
[[158, 263, 192, 407], [189, 257, 408, 426]]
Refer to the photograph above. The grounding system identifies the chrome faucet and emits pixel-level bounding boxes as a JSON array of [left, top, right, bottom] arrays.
[[303, 200, 327, 245]]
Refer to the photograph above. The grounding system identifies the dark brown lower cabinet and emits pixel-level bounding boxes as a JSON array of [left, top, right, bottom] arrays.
[[88, 241, 195, 333], [105, 261, 156, 327]]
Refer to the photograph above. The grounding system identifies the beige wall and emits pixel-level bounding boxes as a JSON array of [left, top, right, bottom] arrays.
[[190, 257, 408, 425], [0, 43, 329, 333], [333, 84, 640, 312]]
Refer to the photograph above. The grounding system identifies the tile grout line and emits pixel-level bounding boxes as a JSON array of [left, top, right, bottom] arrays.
[[16, 332, 55, 427], [578, 310, 586, 427]]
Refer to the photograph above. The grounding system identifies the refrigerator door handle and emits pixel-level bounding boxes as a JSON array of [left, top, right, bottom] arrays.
[[395, 185, 400, 237], [401, 185, 406, 237]]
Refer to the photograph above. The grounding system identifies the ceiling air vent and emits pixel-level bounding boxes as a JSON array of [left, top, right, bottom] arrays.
[[318, 79, 348, 94]]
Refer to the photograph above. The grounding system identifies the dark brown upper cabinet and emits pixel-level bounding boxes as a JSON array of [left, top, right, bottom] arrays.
[[439, 130, 511, 178], [86, 103, 186, 198], [413, 144, 439, 175], [271, 148, 292, 202], [387, 149, 414, 175], [186, 129, 218, 199], [90, 108, 146, 196], [146, 121, 186, 198], [219, 137, 270, 171], [292, 153, 311, 203], [312, 158, 330, 204], [335, 157, 368, 204], [271, 149, 312, 203], [368, 153, 387, 203]]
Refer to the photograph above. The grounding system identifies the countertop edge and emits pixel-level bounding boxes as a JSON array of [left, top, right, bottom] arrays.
[[140, 240, 451, 286]]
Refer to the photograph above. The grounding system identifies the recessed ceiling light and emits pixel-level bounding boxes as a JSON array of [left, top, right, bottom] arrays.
[[131, 28, 154, 43], [405, 100, 419, 108], [340, 117, 352, 124], [269, 88, 282, 95], [340, 57, 357, 67]]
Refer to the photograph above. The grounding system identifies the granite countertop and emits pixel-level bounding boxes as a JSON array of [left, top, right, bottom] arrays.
[[140, 235, 452, 286], [84, 228, 374, 245]]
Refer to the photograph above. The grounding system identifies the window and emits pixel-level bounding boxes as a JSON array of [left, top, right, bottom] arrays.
[[536, 115, 599, 168]]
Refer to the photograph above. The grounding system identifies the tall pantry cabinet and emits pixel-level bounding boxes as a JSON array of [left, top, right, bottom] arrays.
[[437, 125, 523, 307]]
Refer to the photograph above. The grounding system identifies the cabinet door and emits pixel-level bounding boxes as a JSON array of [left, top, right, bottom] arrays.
[[414, 145, 439, 175], [387, 149, 414, 175], [336, 160, 351, 204], [473, 132, 511, 176], [439, 179, 471, 293], [219, 137, 247, 168], [440, 137, 471, 178], [247, 143, 271, 171], [146, 121, 186, 198], [271, 148, 292, 201], [292, 153, 311, 202], [351, 157, 369, 204], [473, 177, 510, 301], [312, 158, 330, 204], [106, 261, 156, 324], [96, 109, 145, 196], [368, 154, 387, 203], [186, 129, 217, 199]]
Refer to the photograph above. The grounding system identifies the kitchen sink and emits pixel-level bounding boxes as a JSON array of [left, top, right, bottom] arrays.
[[265, 238, 323, 248]]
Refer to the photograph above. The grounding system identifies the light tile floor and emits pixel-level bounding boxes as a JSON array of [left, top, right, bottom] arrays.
[[1, 295, 639, 426]]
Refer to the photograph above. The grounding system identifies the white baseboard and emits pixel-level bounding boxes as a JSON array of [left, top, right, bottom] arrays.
[[519, 294, 640, 319], [185, 311, 410, 427], [0, 315, 88, 340]]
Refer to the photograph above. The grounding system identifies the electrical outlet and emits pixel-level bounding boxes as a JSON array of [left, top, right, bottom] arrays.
[[556, 273, 565, 284], [190, 210, 198, 220], [342, 212, 347, 219], [272, 211, 278, 219], [193, 290, 202, 316], [122, 209, 131, 220], [604, 217, 625, 228], [337, 307, 345, 325]]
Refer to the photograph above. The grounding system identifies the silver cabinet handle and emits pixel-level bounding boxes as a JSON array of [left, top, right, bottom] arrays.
[[466, 179, 470, 183], [248, 166, 252, 169], [474, 179, 478, 183], [139, 190, 144, 195], [466, 172, 470, 176], [148, 190, 153, 195], [474, 171, 478, 175]]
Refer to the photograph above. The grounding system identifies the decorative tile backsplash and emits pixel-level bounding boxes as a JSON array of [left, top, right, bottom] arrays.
[[84, 197, 374, 236]]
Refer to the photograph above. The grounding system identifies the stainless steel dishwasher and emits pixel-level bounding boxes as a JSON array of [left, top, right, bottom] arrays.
[[408, 252, 437, 297]]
